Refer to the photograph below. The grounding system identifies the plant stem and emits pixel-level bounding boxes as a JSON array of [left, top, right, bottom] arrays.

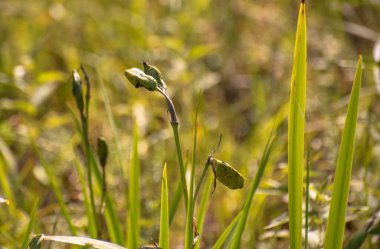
[[80, 66, 99, 236], [157, 88, 188, 209], [194, 161, 210, 202]]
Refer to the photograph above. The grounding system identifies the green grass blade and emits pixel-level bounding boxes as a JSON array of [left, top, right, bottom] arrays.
[[323, 55, 363, 249], [169, 156, 190, 225], [159, 163, 170, 249], [194, 173, 213, 249], [73, 157, 97, 237], [21, 199, 39, 249], [185, 107, 199, 249], [89, 145, 123, 243], [305, 143, 311, 249], [171, 122, 189, 210], [169, 178, 183, 225], [68, 105, 123, 243], [211, 212, 242, 249], [127, 121, 140, 248], [97, 73, 125, 178], [0, 155, 16, 214], [229, 129, 275, 248], [30, 137, 77, 235], [288, 2, 307, 249]]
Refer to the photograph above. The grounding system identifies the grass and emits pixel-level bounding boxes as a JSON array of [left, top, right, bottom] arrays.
[[0, 0, 377, 248], [324, 56, 363, 249], [287, 2, 307, 248]]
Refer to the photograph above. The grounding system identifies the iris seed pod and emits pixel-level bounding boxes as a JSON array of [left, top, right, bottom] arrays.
[[97, 137, 108, 168], [210, 157, 244, 190], [72, 70, 84, 113], [143, 61, 167, 91], [124, 68, 158, 91]]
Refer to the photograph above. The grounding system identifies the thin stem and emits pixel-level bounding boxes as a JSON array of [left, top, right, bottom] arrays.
[[157, 88, 188, 209], [194, 161, 210, 202], [80, 66, 99, 236], [171, 123, 189, 210], [157, 88, 178, 124]]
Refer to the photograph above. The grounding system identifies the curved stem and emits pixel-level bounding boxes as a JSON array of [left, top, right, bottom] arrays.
[[157, 88, 178, 125], [157, 88, 188, 210]]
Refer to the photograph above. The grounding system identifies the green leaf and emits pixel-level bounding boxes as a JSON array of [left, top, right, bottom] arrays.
[[194, 173, 213, 249], [159, 163, 170, 249], [30, 137, 77, 236], [127, 121, 140, 248], [324, 56, 362, 249], [211, 212, 242, 249], [21, 200, 39, 249], [229, 129, 275, 248], [288, 2, 307, 249], [185, 106, 199, 249]]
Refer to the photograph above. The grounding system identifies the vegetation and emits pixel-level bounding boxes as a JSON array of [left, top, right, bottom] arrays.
[[0, 0, 379, 248]]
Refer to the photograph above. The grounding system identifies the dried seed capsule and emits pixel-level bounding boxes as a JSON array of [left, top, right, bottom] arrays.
[[143, 61, 167, 91], [124, 68, 158, 91], [210, 157, 244, 190], [97, 137, 108, 168]]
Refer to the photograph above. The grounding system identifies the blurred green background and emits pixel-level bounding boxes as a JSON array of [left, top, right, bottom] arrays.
[[1, 0, 380, 248]]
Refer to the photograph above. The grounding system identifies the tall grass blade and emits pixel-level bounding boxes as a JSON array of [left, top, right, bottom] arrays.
[[29, 234, 128, 249], [211, 212, 242, 249], [21, 199, 39, 249], [288, 1, 307, 249], [127, 121, 140, 248], [305, 142, 311, 249], [323, 55, 363, 249], [229, 128, 276, 248], [171, 123, 189, 210], [169, 178, 183, 225], [159, 163, 170, 249], [194, 173, 213, 249], [73, 157, 97, 237], [185, 106, 199, 249], [97, 73, 125, 178], [68, 105, 123, 243], [169, 156, 190, 225], [0, 155, 15, 214], [30, 138, 77, 235]]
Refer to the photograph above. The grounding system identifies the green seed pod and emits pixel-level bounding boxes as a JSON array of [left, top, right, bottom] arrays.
[[97, 137, 108, 168], [72, 70, 84, 113], [210, 157, 244, 189], [143, 61, 167, 91], [124, 68, 158, 91]]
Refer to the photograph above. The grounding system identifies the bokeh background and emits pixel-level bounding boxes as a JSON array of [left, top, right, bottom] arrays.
[[1, 0, 380, 248]]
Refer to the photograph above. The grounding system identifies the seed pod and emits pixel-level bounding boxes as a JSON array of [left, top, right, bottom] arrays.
[[97, 137, 108, 168], [143, 61, 167, 91], [72, 70, 84, 113], [125, 68, 158, 91], [210, 157, 244, 190]]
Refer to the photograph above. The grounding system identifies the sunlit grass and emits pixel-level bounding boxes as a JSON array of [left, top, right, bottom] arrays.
[[287, 2, 307, 248], [0, 0, 377, 248], [324, 56, 362, 249]]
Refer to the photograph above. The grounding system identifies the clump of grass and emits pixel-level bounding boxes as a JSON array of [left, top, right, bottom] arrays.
[[25, 1, 367, 248]]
